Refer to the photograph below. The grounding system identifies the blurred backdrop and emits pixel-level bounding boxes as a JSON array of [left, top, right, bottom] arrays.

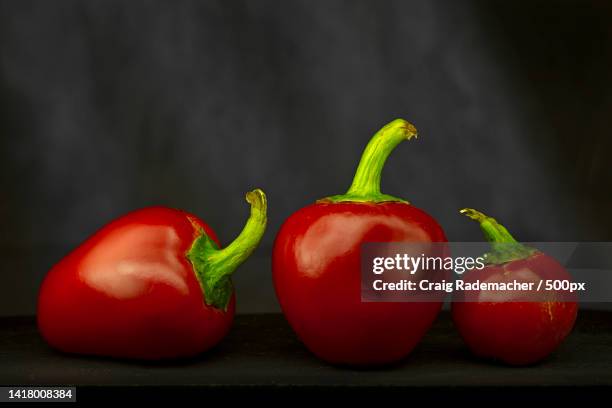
[[1, 0, 611, 315]]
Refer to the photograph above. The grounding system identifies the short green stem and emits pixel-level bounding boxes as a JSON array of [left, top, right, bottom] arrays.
[[460, 208, 537, 265], [187, 189, 267, 310], [322, 119, 417, 203]]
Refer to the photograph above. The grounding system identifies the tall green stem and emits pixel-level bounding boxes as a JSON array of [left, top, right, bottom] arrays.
[[460, 208, 537, 265], [187, 189, 267, 310], [323, 119, 418, 203]]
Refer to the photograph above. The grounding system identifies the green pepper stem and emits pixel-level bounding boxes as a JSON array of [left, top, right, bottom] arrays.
[[187, 189, 267, 310], [323, 119, 417, 203], [208, 189, 267, 273], [460, 208, 518, 243], [460, 208, 536, 265]]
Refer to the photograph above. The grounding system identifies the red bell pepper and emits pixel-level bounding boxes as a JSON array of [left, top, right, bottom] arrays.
[[37, 189, 267, 360], [452, 208, 577, 365], [272, 119, 447, 365]]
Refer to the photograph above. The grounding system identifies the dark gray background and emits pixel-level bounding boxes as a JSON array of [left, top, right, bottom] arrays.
[[1, 0, 610, 315]]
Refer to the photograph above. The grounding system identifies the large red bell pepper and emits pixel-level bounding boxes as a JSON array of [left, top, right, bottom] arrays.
[[452, 208, 577, 365], [37, 189, 267, 360], [272, 119, 447, 365]]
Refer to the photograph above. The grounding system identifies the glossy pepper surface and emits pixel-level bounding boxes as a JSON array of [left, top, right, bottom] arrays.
[[38, 189, 267, 360], [272, 119, 447, 365], [452, 208, 577, 365]]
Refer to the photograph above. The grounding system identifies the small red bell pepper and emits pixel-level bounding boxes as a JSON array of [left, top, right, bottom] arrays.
[[452, 208, 577, 365], [272, 119, 447, 365], [37, 189, 267, 360]]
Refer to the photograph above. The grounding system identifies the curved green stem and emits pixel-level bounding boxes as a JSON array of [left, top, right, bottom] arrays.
[[460, 208, 537, 265], [187, 189, 267, 310], [322, 119, 417, 203]]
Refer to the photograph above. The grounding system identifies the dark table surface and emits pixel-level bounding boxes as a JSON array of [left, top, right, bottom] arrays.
[[0, 311, 611, 387]]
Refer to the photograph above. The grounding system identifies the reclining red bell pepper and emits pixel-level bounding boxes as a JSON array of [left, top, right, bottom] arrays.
[[272, 119, 447, 365], [452, 208, 577, 365], [37, 189, 267, 360]]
